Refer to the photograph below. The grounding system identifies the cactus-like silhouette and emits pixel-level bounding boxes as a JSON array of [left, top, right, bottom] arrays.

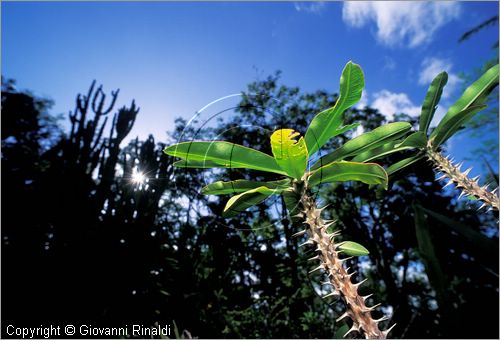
[[66, 80, 118, 173]]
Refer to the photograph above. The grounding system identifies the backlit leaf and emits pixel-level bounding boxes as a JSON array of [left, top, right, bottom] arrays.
[[270, 129, 308, 180], [430, 105, 487, 148], [386, 154, 425, 176], [420, 72, 448, 134], [309, 161, 388, 189], [202, 179, 290, 195], [173, 160, 229, 168], [223, 186, 277, 218], [164, 141, 287, 176], [338, 241, 369, 256], [305, 61, 365, 155], [396, 131, 427, 149], [352, 131, 427, 163], [312, 122, 411, 169], [431, 64, 498, 142], [352, 141, 399, 163]]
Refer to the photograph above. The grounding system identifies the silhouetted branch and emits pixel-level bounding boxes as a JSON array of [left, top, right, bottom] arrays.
[[459, 15, 498, 42]]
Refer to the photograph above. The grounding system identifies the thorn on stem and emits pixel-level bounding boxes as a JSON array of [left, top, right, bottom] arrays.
[[362, 294, 373, 301], [374, 315, 389, 323], [299, 238, 314, 247], [343, 325, 359, 337], [338, 256, 353, 264], [292, 230, 307, 238], [322, 291, 339, 299], [383, 323, 397, 337], [307, 255, 320, 262], [353, 278, 368, 289], [309, 264, 324, 274], [336, 311, 349, 322], [443, 180, 454, 188], [366, 303, 381, 311]]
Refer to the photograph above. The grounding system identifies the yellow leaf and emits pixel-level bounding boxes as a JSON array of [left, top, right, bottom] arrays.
[[270, 129, 308, 180]]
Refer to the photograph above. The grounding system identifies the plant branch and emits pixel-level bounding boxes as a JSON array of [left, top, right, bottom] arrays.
[[426, 148, 499, 210], [297, 189, 394, 339]]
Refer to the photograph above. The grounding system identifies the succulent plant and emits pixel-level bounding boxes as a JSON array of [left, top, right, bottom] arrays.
[[164, 61, 499, 338], [165, 61, 406, 338], [351, 64, 500, 211]]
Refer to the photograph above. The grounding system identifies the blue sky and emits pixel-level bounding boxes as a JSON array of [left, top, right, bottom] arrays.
[[2, 1, 498, 174]]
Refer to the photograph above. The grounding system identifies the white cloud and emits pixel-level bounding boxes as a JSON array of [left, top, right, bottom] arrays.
[[419, 57, 462, 99], [294, 2, 326, 14], [342, 1, 461, 47], [371, 90, 420, 121], [352, 124, 365, 138]]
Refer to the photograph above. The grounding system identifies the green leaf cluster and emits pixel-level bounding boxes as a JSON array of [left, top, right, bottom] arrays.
[[164, 61, 402, 256], [164, 62, 396, 219], [369, 63, 499, 175], [164, 61, 498, 258]]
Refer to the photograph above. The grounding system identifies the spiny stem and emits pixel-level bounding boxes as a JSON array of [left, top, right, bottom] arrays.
[[298, 192, 394, 339], [426, 149, 499, 211]]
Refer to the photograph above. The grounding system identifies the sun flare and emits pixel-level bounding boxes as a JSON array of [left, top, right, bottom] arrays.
[[131, 169, 146, 184]]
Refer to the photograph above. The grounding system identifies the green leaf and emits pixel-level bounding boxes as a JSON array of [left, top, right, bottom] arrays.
[[413, 204, 449, 309], [312, 122, 411, 169], [334, 324, 349, 339], [164, 141, 287, 176], [352, 131, 427, 163], [202, 179, 290, 195], [309, 161, 388, 189], [305, 61, 365, 155], [418, 206, 498, 273], [333, 122, 361, 137], [173, 159, 229, 168], [270, 129, 308, 180], [338, 241, 369, 256], [431, 64, 499, 140], [223, 186, 277, 218], [386, 154, 424, 176], [420, 72, 448, 134], [430, 105, 487, 148], [351, 141, 399, 163], [396, 131, 428, 148], [419, 206, 498, 252]]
